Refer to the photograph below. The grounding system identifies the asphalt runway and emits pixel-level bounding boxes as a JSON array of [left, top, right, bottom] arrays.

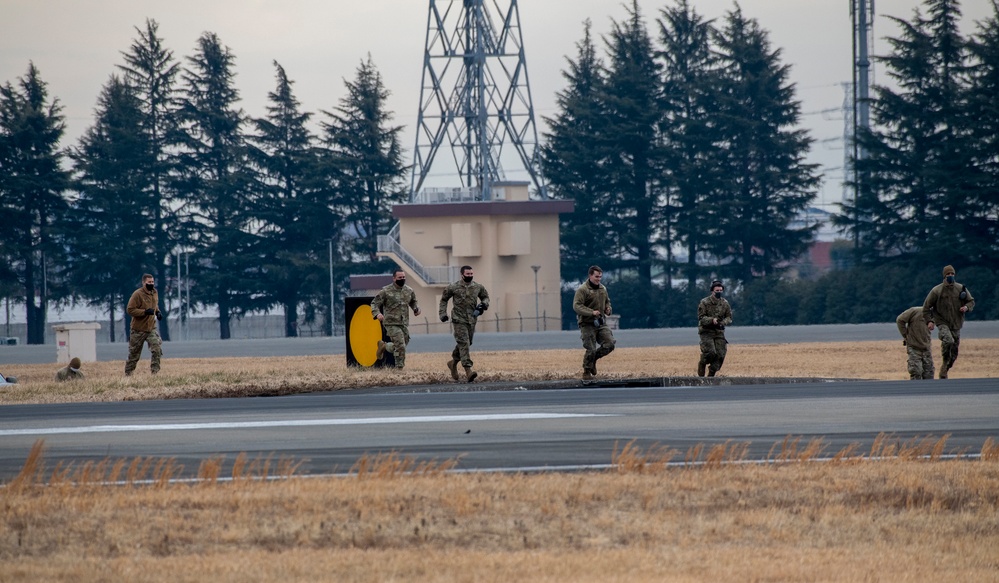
[[1, 377, 996, 480], [3, 320, 999, 365]]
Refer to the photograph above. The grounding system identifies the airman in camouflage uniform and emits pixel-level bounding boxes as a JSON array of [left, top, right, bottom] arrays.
[[573, 265, 615, 380], [896, 306, 934, 380], [439, 265, 490, 382], [697, 280, 732, 377], [922, 265, 975, 379], [55, 357, 85, 382], [125, 273, 163, 375], [371, 269, 422, 369]]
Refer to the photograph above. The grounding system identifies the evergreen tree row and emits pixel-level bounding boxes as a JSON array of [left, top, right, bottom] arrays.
[[545, 0, 998, 328], [0, 20, 406, 343], [836, 0, 999, 270], [542, 0, 820, 294]]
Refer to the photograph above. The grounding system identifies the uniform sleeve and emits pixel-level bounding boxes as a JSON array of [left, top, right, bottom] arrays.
[[572, 287, 591, 317], [478, 285, 490, 309], [370, 291, 384, 318], [126, 290, 146, 319], [896, 310, 910, 337], [409, 289, 420, 313], [721, 302, 733, 326], [604, 289, 612, 315], [963, 287, 975, 313], [921, 287, 939, 324], [697, 300, 713, 328], [439, 285, 453, 318]]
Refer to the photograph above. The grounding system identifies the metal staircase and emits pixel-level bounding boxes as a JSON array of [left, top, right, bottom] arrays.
[[377, 222, 459, 286]]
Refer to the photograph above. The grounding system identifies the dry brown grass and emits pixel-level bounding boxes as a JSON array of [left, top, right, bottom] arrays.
[[2, 440, 998, 582], [2, 338, 998, 405], [3, 341, 998, 581]]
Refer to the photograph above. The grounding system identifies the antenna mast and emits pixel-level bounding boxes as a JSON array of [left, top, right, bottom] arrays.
[[410, 0, 548, 201]]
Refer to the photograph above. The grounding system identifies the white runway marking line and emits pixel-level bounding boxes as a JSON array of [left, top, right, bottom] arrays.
[[0, 412, 616, 437]]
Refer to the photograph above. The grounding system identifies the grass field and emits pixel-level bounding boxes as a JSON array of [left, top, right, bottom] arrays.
[[2, 439, 998, 582], [2, 339, 998, 581], [2, 338, 998, 404]]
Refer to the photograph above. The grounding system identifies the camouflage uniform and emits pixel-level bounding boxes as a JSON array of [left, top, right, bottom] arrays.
[[55, 366, 85, 382], [371, 282, 421, 369], [922, 266, 975, 378], [896, 306, 934, 380], [125, 285, 163, 375], [439, 279, 490, 370], [573, 281, 615, 375], [697, 294, 733, 377]]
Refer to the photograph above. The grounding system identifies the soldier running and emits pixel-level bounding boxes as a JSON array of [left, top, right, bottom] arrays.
[[573, 265, 615, 380], [697, 279, 732, 377], [922, 265, 975, 379], [439, 265, 490, 382], [371, 269, 422, 369]]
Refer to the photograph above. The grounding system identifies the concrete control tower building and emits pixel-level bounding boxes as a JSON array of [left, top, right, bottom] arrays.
[[354, 0, 573, 333]]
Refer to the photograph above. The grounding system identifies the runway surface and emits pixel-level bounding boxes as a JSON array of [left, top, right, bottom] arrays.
[[1, 377, 996, 480]]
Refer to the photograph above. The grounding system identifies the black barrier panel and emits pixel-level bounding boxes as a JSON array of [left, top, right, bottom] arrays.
[[344, 296, 393, 367]]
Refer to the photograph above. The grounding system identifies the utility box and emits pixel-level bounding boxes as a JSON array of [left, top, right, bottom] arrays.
[[53, 322, 101, 364]]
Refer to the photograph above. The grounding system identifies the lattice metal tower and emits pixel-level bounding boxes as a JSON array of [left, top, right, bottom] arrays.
[[851, 0, 874, 164], [410, 0, 548, 201], [849, 0, 874, 247]]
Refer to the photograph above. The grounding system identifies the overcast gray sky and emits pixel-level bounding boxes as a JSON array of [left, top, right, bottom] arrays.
[[1, 0, 993, 209]]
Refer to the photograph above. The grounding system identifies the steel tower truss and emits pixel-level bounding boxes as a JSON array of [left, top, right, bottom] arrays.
[[410, 0, 548, 201]]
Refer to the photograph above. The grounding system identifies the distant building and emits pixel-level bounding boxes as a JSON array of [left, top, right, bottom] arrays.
[[352, 182, 573, 333]]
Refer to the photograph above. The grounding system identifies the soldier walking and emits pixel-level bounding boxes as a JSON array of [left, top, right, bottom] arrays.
[[573, 265, 615, 380], [697, 280, 732, 377], [371, 269, 422, 369], [125, 273, 163, 376], [922, 265, 975, 379], [896, 306, 934, 380], [439, 265, 490, 382]]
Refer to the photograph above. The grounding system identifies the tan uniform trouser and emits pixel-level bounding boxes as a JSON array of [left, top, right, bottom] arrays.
[[125, 329, 162, 375], [905, 346, 934, 380], [383, 324, 410, 369], [450, 322, 476, 368]]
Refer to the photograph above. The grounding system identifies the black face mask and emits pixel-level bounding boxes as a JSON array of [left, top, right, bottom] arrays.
[[462, 275, 473, 283], [713, 291, 722, 299], [946, 275, 955, 284], [395, 279, 406, 287], [145, 283, 154, 291]]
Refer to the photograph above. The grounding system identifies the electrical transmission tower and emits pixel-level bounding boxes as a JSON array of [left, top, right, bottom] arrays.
[[410, 0, 548, 201], [849, 0, 874, 248]]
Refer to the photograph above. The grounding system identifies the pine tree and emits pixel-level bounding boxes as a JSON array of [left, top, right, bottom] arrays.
[[117, 19, 181, 340], [321, 55, 406, 262], [0, 63, 70, 344], [656, 0, 723, 290], [68, 75, 151, 342], [966, 0, 999, 264], [709, 7, 820, 283], [843, 0, 977, 263], [601, 0, 665, 288], [175, 32, 262, 339], [540, 20, 616, 280], [249, 62, 339, 337]]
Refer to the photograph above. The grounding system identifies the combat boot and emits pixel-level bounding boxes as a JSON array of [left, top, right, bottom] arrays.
[[446, 359, 459, 380], [464, 366, 478, 383], [376, 341, 386, 361], [582, 370, 594, 381], [707, 368, 717, 377], [697, 362, 706, 377]]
